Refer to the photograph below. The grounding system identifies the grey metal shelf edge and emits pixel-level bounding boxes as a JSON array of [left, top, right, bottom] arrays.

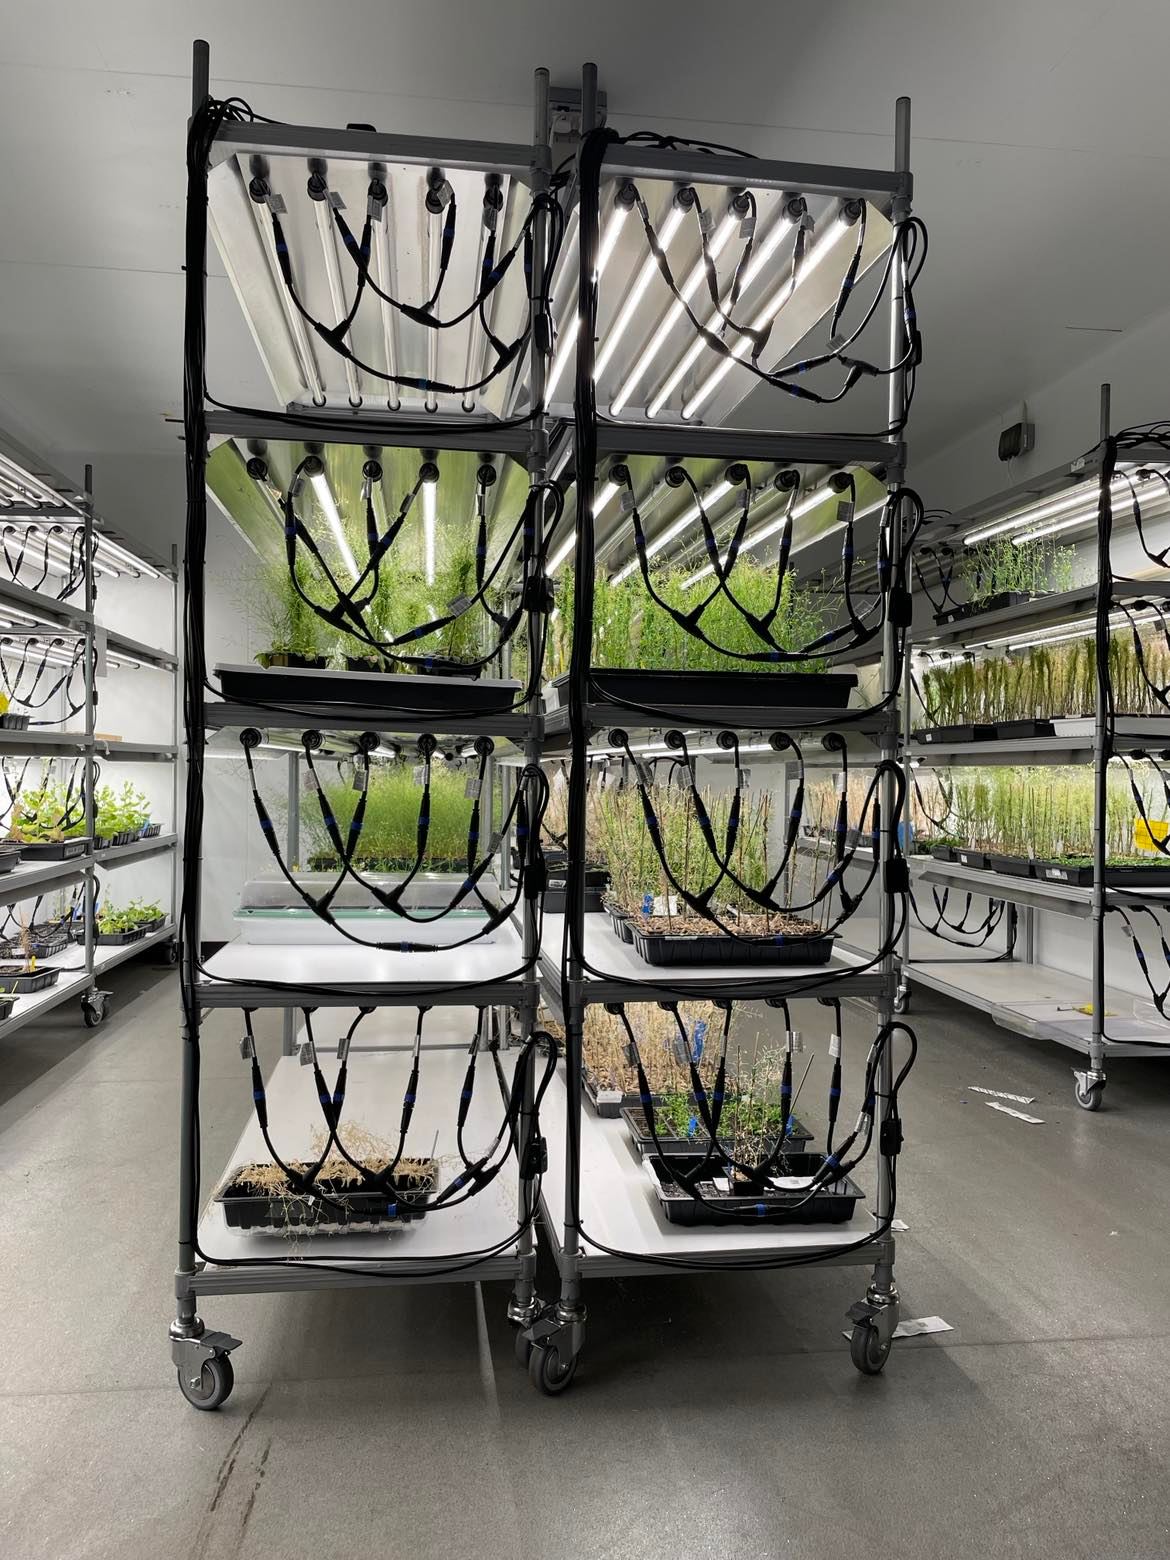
[[0, 426, 180, 1039]]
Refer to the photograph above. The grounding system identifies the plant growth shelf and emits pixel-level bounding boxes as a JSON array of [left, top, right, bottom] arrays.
[[193, 1045, 523, 1291], [538, 1068, 882, 1278]]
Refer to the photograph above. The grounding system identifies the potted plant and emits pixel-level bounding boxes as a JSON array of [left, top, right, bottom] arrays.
[[0, 910, 61, 994], [7, 782, 90, 859], [934, 536, 1076, 625]]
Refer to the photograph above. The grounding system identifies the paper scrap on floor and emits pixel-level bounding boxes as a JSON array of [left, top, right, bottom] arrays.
[[967, 1085, 1036, 1105], [986, 1100, 1044, 1124], [844, 1316, 952, 1341]]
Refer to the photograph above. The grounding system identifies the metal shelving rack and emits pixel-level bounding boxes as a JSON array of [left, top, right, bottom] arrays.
[[0, 431, 179, 1037], [900, 386, 1170, 1106], [519, 70, 917, 1388], [173, 41, 560, 1405]]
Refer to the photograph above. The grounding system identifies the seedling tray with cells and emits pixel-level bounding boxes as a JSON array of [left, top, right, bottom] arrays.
[[645, 1153, 864, 1226], [216, 1157, 438, 1232]]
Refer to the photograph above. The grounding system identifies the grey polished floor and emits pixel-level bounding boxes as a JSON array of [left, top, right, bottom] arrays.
[[1, 964, 1168, 1560]]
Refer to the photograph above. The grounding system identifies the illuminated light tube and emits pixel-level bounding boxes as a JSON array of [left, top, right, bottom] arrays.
[[612, 478, 733, 584], [371, 199, 402, 413], [0, 454, 77, 511], [424, 208, 442, 413], [643, 211, 795, 420], [422, 480, 437, 585], [681, 216, 852, 421], [246, 186, 327, 407], [309, 472, 359, 583], [461, 210, 495, 414], [546, 479, 620, 575], [965, 605, 1164, 655], [1010, 473, 1168, 545], [593, 202, 687, 383], [960, 469, 1167, 547], [95, 535, 161, 580], [312, 190, 362, 408], [545, 202, 630, 403], [618, 213, 739, 418], [682, 488, 885, 588]]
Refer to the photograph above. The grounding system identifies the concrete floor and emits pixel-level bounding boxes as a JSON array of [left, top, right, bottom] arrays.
[[1, 963, 1169, 1560]]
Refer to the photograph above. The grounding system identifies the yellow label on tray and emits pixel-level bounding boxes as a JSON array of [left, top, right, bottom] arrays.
[[1134, 817, 1169, 852]]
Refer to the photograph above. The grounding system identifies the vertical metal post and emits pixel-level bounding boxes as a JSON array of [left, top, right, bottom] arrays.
[[507, 65, 551, 1328], [871, 95, 911, 1313], [282, 751, 300, 1056], [170, 544, 182, 943], [1089, 382, 1112, 1091], [173, 37, 211, 1341], [82, 466, 97, 1004], [554, 59, 599, 1339]]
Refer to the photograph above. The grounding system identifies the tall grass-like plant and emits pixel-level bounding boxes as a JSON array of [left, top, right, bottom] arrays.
[[304, 760, 489, 870], [958, 537, 1076, 608]]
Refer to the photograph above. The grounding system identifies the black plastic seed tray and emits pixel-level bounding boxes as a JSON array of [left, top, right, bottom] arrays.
[[646, 1152, 864, 1226], [95, 927, 146, 946], [215, 663, 519, 713], [986, 854, 1035, 878], [993, 719, 1056, 740], [0, 995, 16, 1024], [584, 1069, 655, 1118], [12, 837, 90, 860], [913, 724, 996, 744], [605, 905, 635, 945], [0, 846, 21, 874], [543, 886, 605, 914], [0, 964, 60, 994], [550, 667, 857, 720], [218, 1167, 434, 1231], [629, 924, 836, 968], [1034, 860, 1170, 888], [622, 1107, 812, 1158], [954, 849, 990, 871], [140, 823, 162, 838], [28, 934, 69, 959], [929, 845, 956, 862], [0, 713, 30, 730], [933, 591, 1032, 625]]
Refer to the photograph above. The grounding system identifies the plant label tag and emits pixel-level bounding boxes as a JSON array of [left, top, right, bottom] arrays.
[[712, 1176, 731, 1194], [642, 892, 654, 916], [598, 1087, 623, 1108], [651, 895, 678, 917], [769, 1175, 810, 1190], [691, 1018, 708, 1060], [464, 775, 481, 799]]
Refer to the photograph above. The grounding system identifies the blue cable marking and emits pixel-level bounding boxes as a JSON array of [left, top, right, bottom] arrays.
[[825, 1154, 840, 1170], [756, 1203, 767, 1216], [386, 1203, 398, 1217], [404, 1092, 416, 1104], [829, 1085, 841, 1099], [461, 1088, 472, 1101], [639, 1093, 653, 1107], [318, 1093, 331, 1106], [252, 1089, 264, 1102]]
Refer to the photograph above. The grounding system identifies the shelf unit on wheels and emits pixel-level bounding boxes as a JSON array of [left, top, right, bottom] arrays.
[[0, 427, 179, 1036], [902, 386, 1170, 1107], [518, 69, 918, 1390], [173, 41, 561, 1408]]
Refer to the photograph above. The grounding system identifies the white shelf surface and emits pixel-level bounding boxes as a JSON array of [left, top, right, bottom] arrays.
[[199, 922, 528, 1002], [838, 915, 1002, 965], [196, 1041, 522, 1280], [539, 1069, 877, 1276], [540, 912, 878, 996], [905, 959, 1170, 1060]]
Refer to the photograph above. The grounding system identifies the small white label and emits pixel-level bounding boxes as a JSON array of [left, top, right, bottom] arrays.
[[597, 1087, 622, 1107], [651, 894, 679, 917], [464, 775, 481, 799], [712, 1176, 731, 1194], [967, 1085, 1036, 1105], [986, 1101, 1044, 1125], [413, 764, 425, 785]]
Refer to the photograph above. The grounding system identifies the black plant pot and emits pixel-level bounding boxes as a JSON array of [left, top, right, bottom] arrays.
[[12, 838, 90, 860], [0, 713, 30, 730]]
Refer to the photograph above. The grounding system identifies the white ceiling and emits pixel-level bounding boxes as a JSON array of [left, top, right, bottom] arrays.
[[2, 0, 1170, 542]]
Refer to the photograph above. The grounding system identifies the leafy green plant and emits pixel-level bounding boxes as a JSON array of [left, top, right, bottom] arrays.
[[304, 759, 490, 871], [8, 783, 86, 843], [548, 560, 828, 679], [96, 898, 163, 935], [958, 536, 1076, 608]]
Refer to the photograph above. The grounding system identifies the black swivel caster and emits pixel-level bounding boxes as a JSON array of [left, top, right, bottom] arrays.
[[82, 993, 109, 1029], [177, 1353, 235, 1410], [850, 1321, 892, 1375], [1074, 1075, 1105, 1112], [528, 1342, 578, 1395]]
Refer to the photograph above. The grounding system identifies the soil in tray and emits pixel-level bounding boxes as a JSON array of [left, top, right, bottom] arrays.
[[218, 1157, 438, 1231], [646, 1152, 863, 1226], [625, 910, 835, 968]]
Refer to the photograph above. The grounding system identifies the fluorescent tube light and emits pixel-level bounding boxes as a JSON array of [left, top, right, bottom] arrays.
[[593, 202, 686, 383], [309, 472, 359, 583], [619, 213, 739, 418], [681, 216, 850, 421], [612, 478, 732, 583], [643, 211, 796, 420], [371, 199, 402, 413], [422, 480, 437, 586], [546, 479, 620, 575], [545, 202, 630, 403], [682, 487, 884, 588]]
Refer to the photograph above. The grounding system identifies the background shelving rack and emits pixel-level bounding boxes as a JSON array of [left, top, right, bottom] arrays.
[[174, 41, 559, 1404], [521, 70, 917, 1388], [0, 428, 179, 1037], [899, 386, 1170, 1107]]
